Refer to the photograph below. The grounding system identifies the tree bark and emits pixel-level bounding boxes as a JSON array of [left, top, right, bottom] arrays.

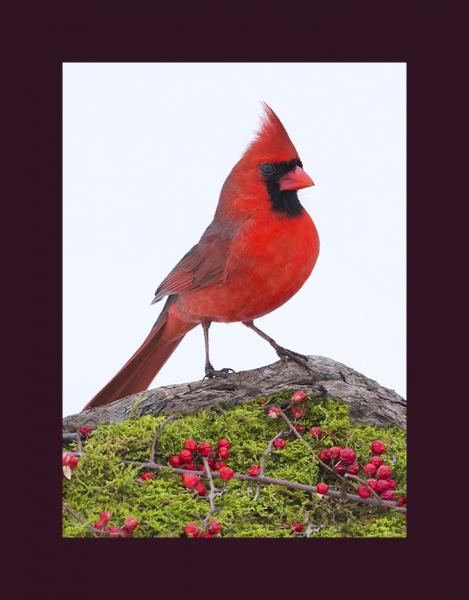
[[63, 356, 406, 432]]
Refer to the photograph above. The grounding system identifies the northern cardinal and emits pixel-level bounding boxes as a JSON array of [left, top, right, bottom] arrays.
[[84, 104, 319, 410]]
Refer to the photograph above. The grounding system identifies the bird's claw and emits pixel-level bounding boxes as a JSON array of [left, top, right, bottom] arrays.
[[275, 346, 309, 363], [275, 346, 317, 376], [203, 367, 236, 380]]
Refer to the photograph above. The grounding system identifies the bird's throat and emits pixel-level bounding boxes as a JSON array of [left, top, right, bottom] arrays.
[[266, 182, 304, 217]]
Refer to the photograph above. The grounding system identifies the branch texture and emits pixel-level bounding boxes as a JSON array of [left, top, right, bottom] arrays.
[[63, 355, 406, 431]]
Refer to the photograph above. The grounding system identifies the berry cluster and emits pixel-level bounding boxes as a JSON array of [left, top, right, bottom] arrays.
[[318, 446, 360, 477], [265, 390, 406, 507], [357, 441, 398, 501], [93, 512, 139, 538], [63, 427, 93, 479], [79, 426, 93, 438], [184, 520, 222, 538], [63, 452, 80, 470], [171, 437, 235, 498], [316, 438, 402, 502]]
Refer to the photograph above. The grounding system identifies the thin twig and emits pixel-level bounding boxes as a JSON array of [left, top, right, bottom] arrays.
[[75, 430, 83, 453], [202, 457, 217, 519], [304, 522, 323, 537], [149, 415, 177, 464], [277, 409, 343, 480], [122, 459, 406, 513], [254, 431, 285, 501], [65, 448, 406, 513], [344, 473, 389, 508], [278, 408, 387, 504], [63, 502, 104, 537]]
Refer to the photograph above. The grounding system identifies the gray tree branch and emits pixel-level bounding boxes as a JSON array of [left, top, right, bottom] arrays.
[[63, 355, 406, 432]]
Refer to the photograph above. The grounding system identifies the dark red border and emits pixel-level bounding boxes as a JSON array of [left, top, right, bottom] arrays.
[[6, 1, 466, 595]]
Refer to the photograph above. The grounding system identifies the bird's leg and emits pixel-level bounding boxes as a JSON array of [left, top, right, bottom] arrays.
[[202, 320, 235, 379], [242, 320, 313, 372]]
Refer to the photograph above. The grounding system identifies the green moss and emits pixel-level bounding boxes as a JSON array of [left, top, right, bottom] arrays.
[[63, 394, 406, 538]]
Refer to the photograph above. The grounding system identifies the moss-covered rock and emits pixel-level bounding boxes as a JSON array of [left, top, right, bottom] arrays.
[[63, 392, 406, 538]]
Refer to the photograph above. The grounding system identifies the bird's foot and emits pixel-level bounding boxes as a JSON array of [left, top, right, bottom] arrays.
[[274, 346, 315, 374], [276, 347, 309, 361], [203, 366, 236, 380]]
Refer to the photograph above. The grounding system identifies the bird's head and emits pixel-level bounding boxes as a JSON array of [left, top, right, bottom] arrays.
[[219, 103, 314, 218]]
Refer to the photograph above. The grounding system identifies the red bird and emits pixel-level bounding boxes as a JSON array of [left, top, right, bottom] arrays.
[[84, 104, 319, 410]]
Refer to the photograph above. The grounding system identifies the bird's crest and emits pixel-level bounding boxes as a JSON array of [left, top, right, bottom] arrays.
[[243, 102, 299, 163]]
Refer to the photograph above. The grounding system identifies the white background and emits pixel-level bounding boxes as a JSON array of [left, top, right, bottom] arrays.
[[63, 63, 406, 417]]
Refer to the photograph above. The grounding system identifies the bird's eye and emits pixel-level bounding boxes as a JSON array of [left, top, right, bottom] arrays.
[[261, 163, 276, 176]]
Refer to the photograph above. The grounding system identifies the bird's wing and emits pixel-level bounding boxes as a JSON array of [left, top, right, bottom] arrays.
[[151, 224, 233, 303]]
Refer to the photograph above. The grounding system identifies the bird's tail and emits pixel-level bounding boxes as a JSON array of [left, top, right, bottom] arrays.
[[83, 299, 196, 410]]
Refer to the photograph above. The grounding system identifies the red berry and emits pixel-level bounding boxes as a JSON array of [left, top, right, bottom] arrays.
[[69, 455, 80, 469], [347, 461, 360, 475], [107, 526, 122, 538], [367, 478, 379, 491], [334, 463, 346, 476], [100, 511, 111, 524], [291, 390, 307, 404], [140, 471, 155, 481], [79, 426, 93, 437], [381, 489, 395, 501], [184, 439, 197, 452], [309, 426, 322, 439], [120, 527, 133, 538], [319, 448, 332, 461], [376, 479, 391, 492], [267, 406, 281, 418], [179, 449, 193, 464], [377, 465, 393, 480], [207, 520, 222, 535], [214, 461, 226, 471], [94, 520, 105, 530], [397, 496, 407, 507], [370, 456, 384, 468], [182, 473, 200, 489], [248, 465, 261, 477], [291, 407, 305, 420], [330, 446, 341, 459], [184, 523, 199, 538], [273, 438, 286, 450], [197, 442, 212, 457], [316, 482, 329, 494], [219, 466, 234, 481], [388, 479, 397, 489], [123, 516, 138, 532], [184, 463, 196, 471], [363, 463, 377, 475], [169, 455, 181, 468], [195, 482, 207, 496], [357, 485, 371, 499], [63, 452, 80, 469], [340, 448, 356, 465], [207, 456, 216, 468], [292, 522, 304, 532], [217, 446, 230, 460], [217, 438, 231, 449], [370, 440, 386, 455], [295, 424, 305, 433]]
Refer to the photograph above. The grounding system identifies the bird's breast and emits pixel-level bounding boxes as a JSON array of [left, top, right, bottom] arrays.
[[177, 210, 319, 323]]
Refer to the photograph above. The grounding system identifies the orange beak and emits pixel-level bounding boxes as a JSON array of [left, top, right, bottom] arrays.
[[279, 166, 314, 191]]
